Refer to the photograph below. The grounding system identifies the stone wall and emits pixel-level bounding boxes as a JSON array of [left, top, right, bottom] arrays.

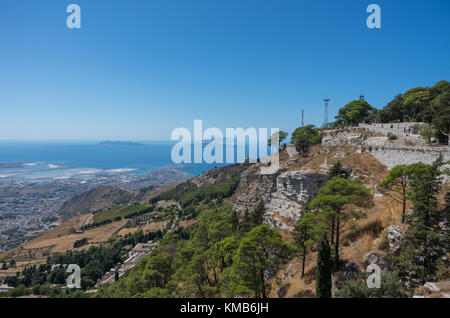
[[322, 126, 450, 179], [359, 123, 424, 143], [321, 127, 369, 147], [368, 146, 450, 170]]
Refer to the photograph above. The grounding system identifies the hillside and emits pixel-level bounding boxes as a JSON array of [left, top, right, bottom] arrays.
[[93, 126, 449, 298], [0, 164, 251, 293], [58, 186, 133, 220], [1, 126, 448, 298]]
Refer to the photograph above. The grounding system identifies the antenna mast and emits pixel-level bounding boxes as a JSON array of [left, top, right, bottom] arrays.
[[323, 98, 330, 126]]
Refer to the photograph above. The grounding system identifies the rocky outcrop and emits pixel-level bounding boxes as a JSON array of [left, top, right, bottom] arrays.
[[233, 164, 328, 229], [387, 226, 402, 252], [365, 252, 389, 271], [266, 171, 328, 222]]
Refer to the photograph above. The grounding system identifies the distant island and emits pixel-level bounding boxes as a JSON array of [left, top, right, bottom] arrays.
[[98, 141, 143, 146], [0, 162, 33, 169]]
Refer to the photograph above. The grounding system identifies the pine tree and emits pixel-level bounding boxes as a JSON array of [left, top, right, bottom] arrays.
[[252, 201, 265, 226], [294, 211, 315, 278], [394, 155, 446, 288], [227, 225, 297, 298], [329, 161, 350, 179], [316, 234, 332, 298], [380, 163, 428, 223], [238, 202, 266, 235], [310, 177, 373, 269]]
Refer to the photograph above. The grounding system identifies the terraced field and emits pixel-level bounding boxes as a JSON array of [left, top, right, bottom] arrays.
[[92, 203, 152, 224]]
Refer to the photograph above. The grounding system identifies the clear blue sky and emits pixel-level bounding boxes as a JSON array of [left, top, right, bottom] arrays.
[[1, 0, 449, 141]]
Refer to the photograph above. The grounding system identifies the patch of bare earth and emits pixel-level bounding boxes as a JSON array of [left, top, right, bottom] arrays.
[[178, 219, 198, 228], [23, 219, 126, 253]]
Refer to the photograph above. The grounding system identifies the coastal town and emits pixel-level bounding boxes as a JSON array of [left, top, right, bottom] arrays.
[[0, 167, 189, 252]]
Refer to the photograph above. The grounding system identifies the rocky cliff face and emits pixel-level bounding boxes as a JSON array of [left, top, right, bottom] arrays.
[[233, 161, 328, 230]]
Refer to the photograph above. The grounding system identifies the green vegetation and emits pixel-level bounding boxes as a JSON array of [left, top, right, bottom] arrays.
[[222, 225, 296, 298], [73, 237, 88, 248], [377, 80, 450, 145], [294, 209, 314, 278], [4, 229, 163, 297], [292, 161, 375, 296], [392, 155, 448, 289], [380, 163, 428, 223], [335, 100, 377, 126], [150, 182, 198, 203], [418, 123, 437, 146], [387, 132, 398, 141], [315, 234, 332, 298], [96, 200, 295, 298], [179, 177, 241, 208], [336, 273, 407, 298], [328, 161, 350, 179], [290, 125, 321, 153], [94, 165, 295, 298], [310, 177, 373, 269], [91, 203, 152, 225], [267, 130, 288, 148], [152, 165, 247, 214], [326, 81, 449, 145]]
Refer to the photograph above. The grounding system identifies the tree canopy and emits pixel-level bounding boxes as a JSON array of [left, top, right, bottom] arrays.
[[335, 100, 376, 126], [267, 130, 288, 148], [392, 156, 447, 289], [290, 125, 321, 153], [224, 224, 297, 298], [376, 80, 450, 145], [380, 163, 428, 223], [310, 177, 373, 269]]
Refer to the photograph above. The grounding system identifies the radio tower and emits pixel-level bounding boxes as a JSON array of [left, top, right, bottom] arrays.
[[323, 98, 330, 126], [301, 109, 304, 126]]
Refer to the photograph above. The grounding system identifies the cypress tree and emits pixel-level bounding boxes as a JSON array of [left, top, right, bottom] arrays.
[[316, 234, 332, 298]]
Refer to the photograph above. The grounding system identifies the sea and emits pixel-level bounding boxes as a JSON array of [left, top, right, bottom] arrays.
[[0, 140, 265, 182]]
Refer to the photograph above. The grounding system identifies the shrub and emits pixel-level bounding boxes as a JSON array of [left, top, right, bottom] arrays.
[[414, 285, 431, 296], [335, 273, 407, 298], [73, 237, 88, 248], [387, 132, 398, 141], [9, 284, 29, 297], [378, 232, 389, 251], [436, 266, 450, 280]]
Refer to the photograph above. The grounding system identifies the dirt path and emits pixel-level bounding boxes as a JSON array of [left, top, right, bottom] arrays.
[[81, 213, 94, 228], [388, 199, 395, 224]]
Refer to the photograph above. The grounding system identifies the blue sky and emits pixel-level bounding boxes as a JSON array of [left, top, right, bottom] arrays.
[[1, 0, 449, 141]]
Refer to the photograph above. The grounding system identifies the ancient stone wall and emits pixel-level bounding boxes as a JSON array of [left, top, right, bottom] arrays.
[[322, 127, 449, 171]]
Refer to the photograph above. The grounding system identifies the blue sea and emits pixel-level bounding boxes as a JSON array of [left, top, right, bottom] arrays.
[[0, 141, 263, 182]]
